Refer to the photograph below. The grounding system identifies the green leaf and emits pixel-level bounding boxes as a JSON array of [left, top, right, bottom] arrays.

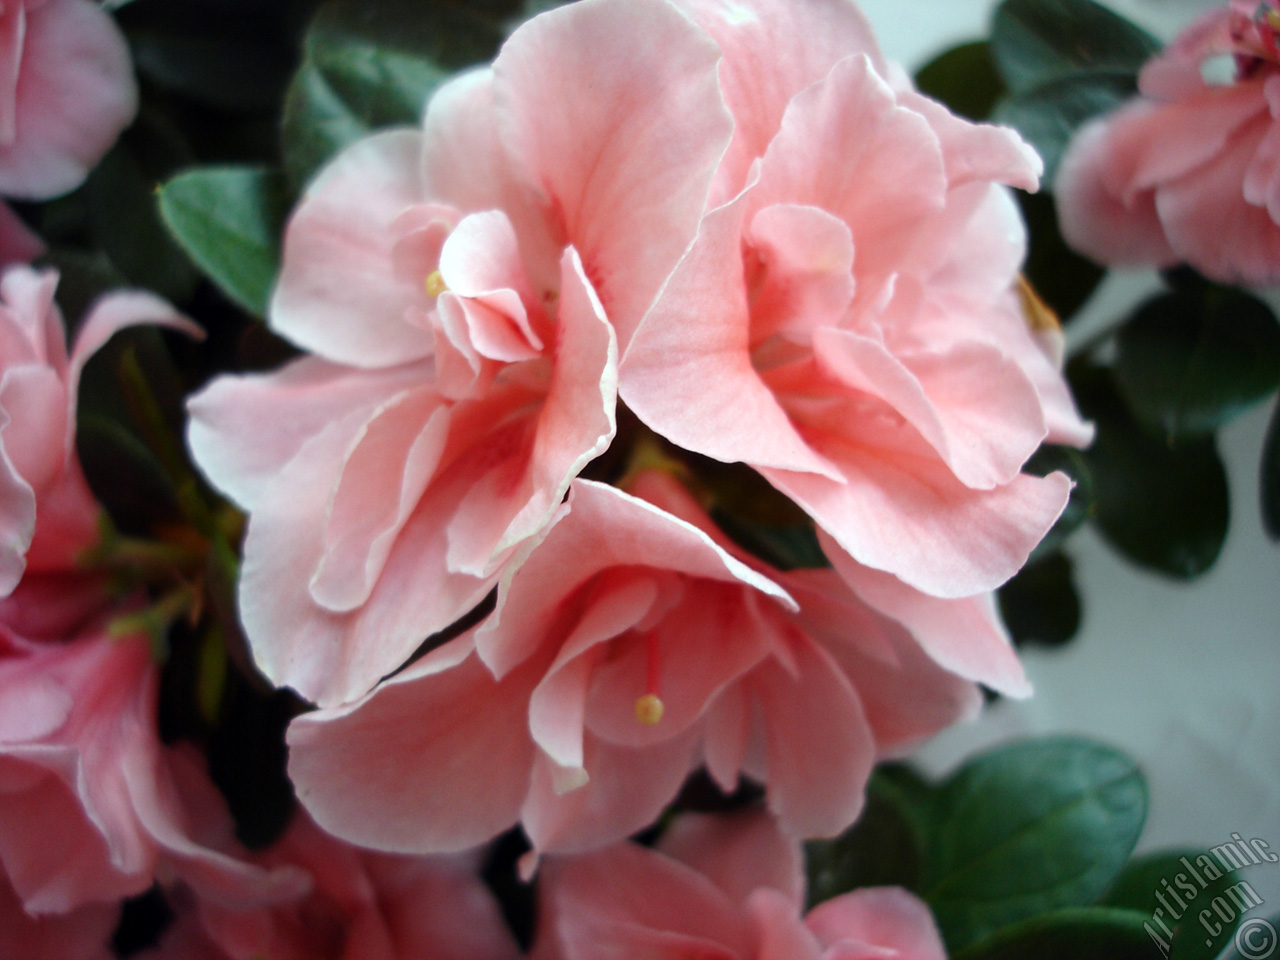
[[1114, 286, 1280, 441], [1018, 190, 1105, 321], [915, 42, 1005, 121], [1262, 397, 1280, 540], [281, 0, 505, 189], [805, 765, 933, 905], [922, 737, 1147, 952], [158, 166, 290, 318], [954, 907, 1165, 960], [993, 71, 1136, 182], [1101, 848, 1250, 960], [1073, 364, 1229, 580], [990, 0, 1161, 93], [998, 551, 1081, 647]]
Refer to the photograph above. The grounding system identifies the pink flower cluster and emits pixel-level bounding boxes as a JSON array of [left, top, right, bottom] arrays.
[[1057, 0, 1280, 285], [189, 0, 1085, 868]]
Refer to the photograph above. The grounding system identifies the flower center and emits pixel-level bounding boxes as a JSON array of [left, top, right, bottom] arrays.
[[424, 270, 447, 299], [633, 631, 664, 725]]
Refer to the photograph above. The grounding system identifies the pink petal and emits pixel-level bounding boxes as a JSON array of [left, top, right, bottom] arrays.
[[310, 386, 450, 612], [1055, 115, 1179, 269], [522, 729, 698, 856], [1157, 116, 1280, 286], [0, 407, 36, 595], [445, 248, 616, 578], [806, 887, 947, 960], [0, 872, 115, 960], [287, 637, 539, 854], [0, 201, 44, 265], [272, 130, 432, 368], [620, 195, 839, 478], [753, 54, 948, 287], [763, 436, 1072, 598], [675, 0, 888, 204], [658, 810, 805, 909], [0, 0, 136, 200], [813, 329, 1047, 489], [747, 888, 824, 960], [824, 534, 1030, 698], [749, 637, 874, 838], [494, 0, 732, 348], [0, 365, 66, 493], [897, 90, 1041, 191]]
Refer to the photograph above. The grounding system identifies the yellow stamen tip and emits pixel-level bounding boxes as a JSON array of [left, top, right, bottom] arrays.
[[634, 693, 665, 725], [425, 270, 447, 298], [1268, 9, 1280, 29]]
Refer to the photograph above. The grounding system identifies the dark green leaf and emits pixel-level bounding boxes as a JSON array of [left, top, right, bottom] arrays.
[[1114, 287, 1280, 440], [77, 414, 182, 536], [954, 907, 1164, 960], [281, 0, 505, 188], [922, 737, 1147, 952], [1262, 397, 1280, 540], [1018, 190, 1105, 320], [998, 551, 1081, 647], [1073, 365, 1229, 579], [83, 118, 199, 303], [1101, 848, 1250, 960], [805, 765, 933, 905], [158, 166, 291, 318], [915, 42, 1005, 121], [990, 0, 1160, 93], [37, 248, 129, 325], [994, 71, 1136, 182], [129, 28, 293, 112]]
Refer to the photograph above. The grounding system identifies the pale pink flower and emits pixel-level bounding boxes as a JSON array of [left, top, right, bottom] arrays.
[[1057, 0, 1280, 286], [0, 611, 305, 916], [0, 870, 116, 960], [532, 809, 947, 960], [621, 0, 1088, 600], [187, 0, 734, 708], [0, 265, 197, 596], [0, 0, 137, 200], [286, 473, 1021, 859], [145, 812, 520, 960]]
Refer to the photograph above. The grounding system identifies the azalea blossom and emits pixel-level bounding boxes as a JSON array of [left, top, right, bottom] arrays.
[[0, 0, 137, 200], [144, 812, 520, 960], [1057, 0, 1280, 285], [621, 0, 1089, 600], [0, 265, 197, 596], [0, 607, 304, 916], [187, 0, 734, 708], [286, 473, 1022, 858], [531, 809, 948, 960], [0, 871, 116, 960]]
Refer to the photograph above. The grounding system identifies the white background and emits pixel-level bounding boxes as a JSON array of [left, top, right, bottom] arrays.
[[858, 0, 1280, 909]]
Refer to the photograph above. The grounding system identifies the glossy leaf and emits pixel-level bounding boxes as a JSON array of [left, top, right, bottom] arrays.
[[922, 737, 1147, 952], [915, 42, 1004, 121], [280, 0, 504, 188], [158, 166, 290, 318], [1101, 848, 1248, 960], [998, 551, 1081, 647], [1018, 190, 1105, 320], [990, 0, 1160, 93], [954, 907, 1164, 960], [1114, 286, 1280, 441], [994, 71, 1136, 182], [1073, 365, 1229, 580]]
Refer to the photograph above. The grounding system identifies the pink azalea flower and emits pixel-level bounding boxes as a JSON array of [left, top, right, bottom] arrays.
[[621, 0, 1089, 600], [0, 0, 137, 200], [145, 812, 520, 960], [1056, 0, 1280, 286], [187, 0, 735, 708], [532, 809, 948, 960], [0, 870, 116, 960], [0, 265, 197, 596], [286, 472, 1021, 858], [0, 610, 305, 916]]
